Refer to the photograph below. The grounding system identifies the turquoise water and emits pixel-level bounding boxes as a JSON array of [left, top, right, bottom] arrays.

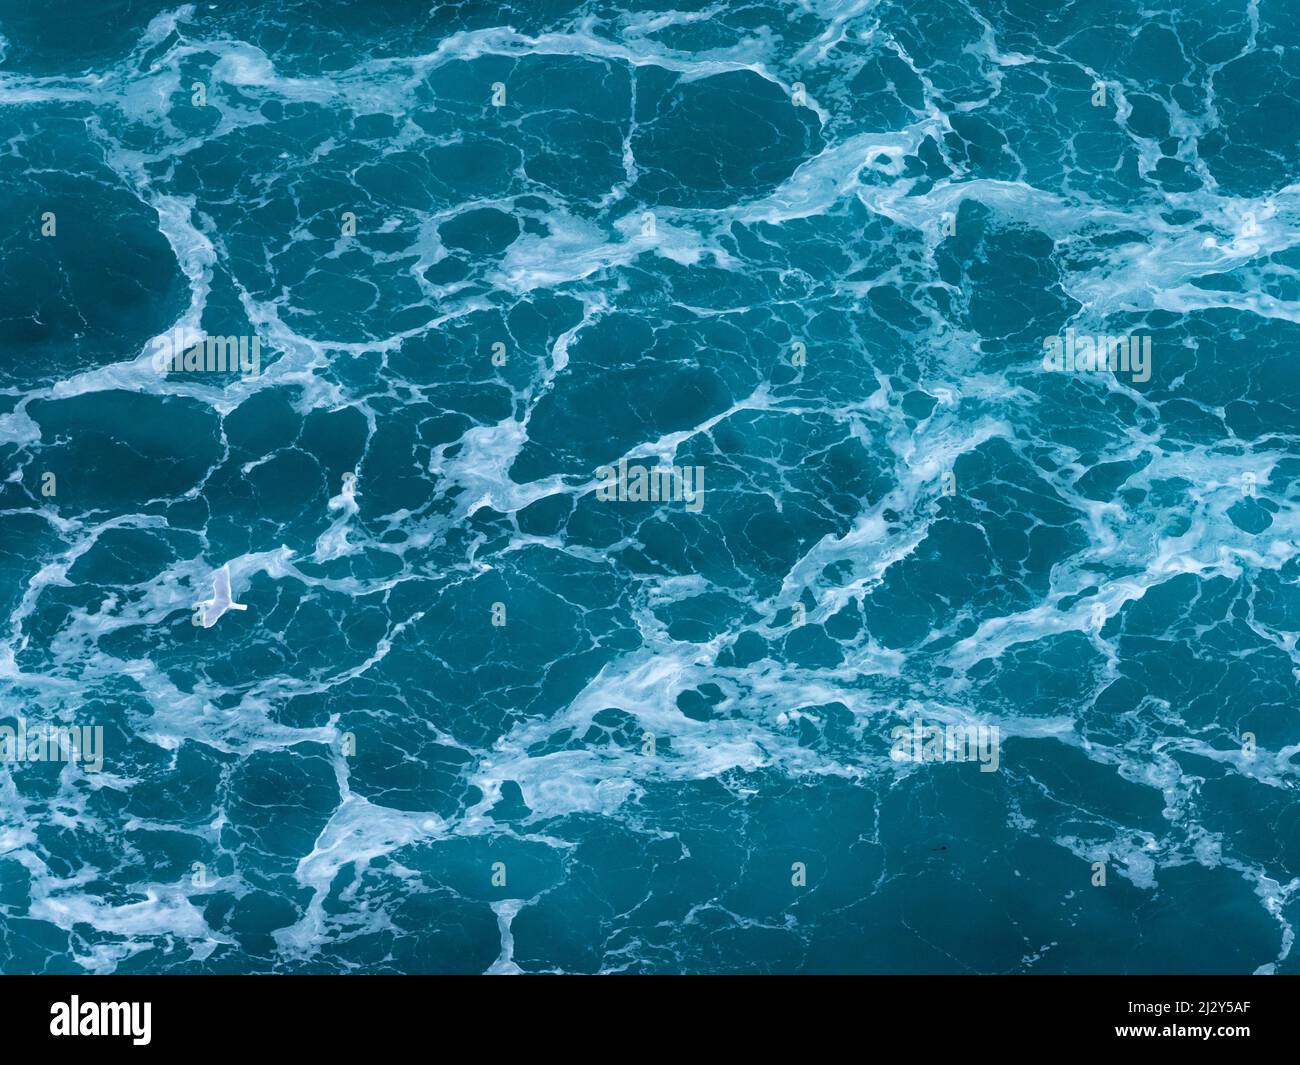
[[0, 0, 1297, 974]]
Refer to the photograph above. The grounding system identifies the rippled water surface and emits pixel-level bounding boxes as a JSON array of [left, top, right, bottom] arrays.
[[0, 0, 1297, 974]]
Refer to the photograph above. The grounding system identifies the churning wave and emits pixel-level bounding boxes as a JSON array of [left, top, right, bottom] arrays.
[[0, 0, 1297, 974]]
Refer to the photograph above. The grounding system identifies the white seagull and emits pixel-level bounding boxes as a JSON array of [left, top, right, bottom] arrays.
[[198, 564, 248, 628]]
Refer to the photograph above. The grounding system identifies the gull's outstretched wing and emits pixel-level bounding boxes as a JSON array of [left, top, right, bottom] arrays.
[[211, 565, 233, 607]]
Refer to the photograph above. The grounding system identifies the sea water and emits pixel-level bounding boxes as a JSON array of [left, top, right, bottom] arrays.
[[0, 0, 1296, 974]]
